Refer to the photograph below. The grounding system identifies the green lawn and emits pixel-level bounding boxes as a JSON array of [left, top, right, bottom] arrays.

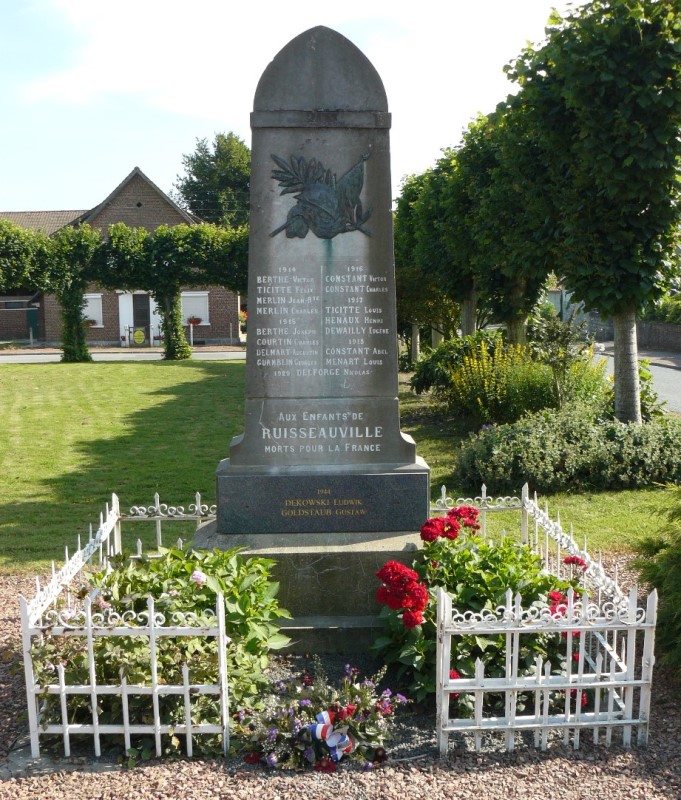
[[0, 362, 670, 574]]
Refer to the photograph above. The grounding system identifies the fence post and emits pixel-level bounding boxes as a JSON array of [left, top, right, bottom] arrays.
[[20, 597, 41, 758], [521, 483, 529, 545], [638, 589, 658, 746]]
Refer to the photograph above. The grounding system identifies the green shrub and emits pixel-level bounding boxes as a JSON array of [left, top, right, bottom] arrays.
[[634, 485, 681, 673], [372, 512, 575, 704], [450, 341, 555, 423], [409, 330, 503, 397], [453, 406, 681, 494], [641, 295, 681, 325], [31, 547, 291, 758]]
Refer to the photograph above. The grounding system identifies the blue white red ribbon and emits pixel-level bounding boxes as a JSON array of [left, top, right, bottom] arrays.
[[308, 711, 355, 762]]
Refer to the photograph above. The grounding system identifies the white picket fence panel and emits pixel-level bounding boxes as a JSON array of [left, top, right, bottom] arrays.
[[436, 586, 657, 754], [431, 483, 622, 600], [20, 493, 226, 760]]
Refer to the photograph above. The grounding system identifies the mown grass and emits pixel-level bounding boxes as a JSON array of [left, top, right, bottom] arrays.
[[0, 363, 671, 574]]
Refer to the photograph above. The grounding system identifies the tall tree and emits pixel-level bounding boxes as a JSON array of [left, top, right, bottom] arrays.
[[173, 133, 251, 227], [463, 106, 555, 344], [508, 0, 681, 421], [394, 173, 459, 353], [47, 224, 104, 363]]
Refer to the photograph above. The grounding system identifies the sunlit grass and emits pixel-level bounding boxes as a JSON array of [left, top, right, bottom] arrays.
[[0, 364, 671, 575]]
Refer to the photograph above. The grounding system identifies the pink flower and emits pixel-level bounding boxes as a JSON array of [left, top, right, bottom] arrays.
[[191, 569, 208, 586]]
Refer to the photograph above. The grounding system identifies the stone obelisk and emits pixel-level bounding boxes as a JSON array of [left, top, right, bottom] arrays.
[[216, 26, 429, 535]]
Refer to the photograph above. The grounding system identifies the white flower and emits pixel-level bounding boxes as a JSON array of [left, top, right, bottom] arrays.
[[191, 569, 208, 586]]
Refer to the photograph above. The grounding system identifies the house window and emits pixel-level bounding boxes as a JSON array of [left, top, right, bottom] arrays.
[[181, 292, 210, 325], [83, 294, 103, 327]]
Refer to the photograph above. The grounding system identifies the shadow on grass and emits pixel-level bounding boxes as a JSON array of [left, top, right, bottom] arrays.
[[1, 360, 246, 572]]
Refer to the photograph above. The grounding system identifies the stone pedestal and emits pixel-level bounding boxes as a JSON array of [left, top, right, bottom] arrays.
[[193, 521, 422, 653], [216, 458, 429, 534]]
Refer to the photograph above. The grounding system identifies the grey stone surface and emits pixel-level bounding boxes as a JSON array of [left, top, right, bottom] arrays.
[[216, 458, 429, 533], [192, 519, 421, 653], [217, 25, 429, 536]]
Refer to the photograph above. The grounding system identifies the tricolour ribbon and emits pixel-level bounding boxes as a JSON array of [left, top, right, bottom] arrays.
[[308, 711, 356, 762]]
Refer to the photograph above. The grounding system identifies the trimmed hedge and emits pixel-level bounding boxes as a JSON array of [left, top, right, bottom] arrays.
[[453, 405, 681, 494]]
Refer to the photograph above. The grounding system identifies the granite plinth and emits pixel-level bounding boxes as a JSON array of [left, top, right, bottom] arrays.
[[216, 457, 429, 534], [192, 520, 422, 653]]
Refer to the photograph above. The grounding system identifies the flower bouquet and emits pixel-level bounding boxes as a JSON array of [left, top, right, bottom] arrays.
[[235, 657, 407, 771]]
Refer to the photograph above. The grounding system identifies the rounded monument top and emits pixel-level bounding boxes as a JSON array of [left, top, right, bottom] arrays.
[[253, 26, 388, 113]]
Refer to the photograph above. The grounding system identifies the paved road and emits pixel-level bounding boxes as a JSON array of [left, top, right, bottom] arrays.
[[0, 348, 246, 364], [598, 345, 681, 414]]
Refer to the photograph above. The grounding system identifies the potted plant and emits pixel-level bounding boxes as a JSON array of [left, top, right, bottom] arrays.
[[187, 316, 202, 326]]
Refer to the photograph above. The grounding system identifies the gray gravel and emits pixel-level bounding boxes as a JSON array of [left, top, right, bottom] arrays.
[[2, 557, 680, 800]]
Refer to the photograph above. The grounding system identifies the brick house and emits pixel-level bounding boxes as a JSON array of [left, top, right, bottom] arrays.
[[0, 167, 242, 346]]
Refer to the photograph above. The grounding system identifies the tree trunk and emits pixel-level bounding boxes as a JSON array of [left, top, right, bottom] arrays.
[[506, 316, 528, 345], [159, 292, 191, 360], [410, 322, 420, 364], [59, 286, 92, 363], [431, 321, 444, 348], [613, 308, 641, 424], [460, 286, 477, 336]]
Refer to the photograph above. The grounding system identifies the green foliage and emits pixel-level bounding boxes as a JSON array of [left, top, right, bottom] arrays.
[[173, 132, 251, 227], [103, 222, 247, 359], [372, 533, 572, 703], [31, 546, 291, 757], [394, 172, 461, 336], [449, 340, 555, 424], [48, 224, 105, 363], [528, 311, 595, 408], [454, 405, 681, 494], [410, 329, 608, 424], [633, 485, 681, 673], [0, 219, 48, 292], [508, 0, 681, 319], [410, 330, 502, 397], [641, 295, 681, 325]]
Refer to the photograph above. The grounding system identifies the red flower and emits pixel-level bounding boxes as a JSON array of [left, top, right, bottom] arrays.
[[548, 590, 565, 602], [400, 580, 428, 611], [420, 516, 446, 542], [402, 609, 424, 628], [243, 751, 261, 764], [376, 560, 418, 584], [315, 756, 337, 773], [449, 669, 461, 699], [564, 555, 588, 571]]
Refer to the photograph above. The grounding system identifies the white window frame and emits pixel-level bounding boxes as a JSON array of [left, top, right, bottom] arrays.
[[83, 294, 104, 327], [180, 291, 210, 325]]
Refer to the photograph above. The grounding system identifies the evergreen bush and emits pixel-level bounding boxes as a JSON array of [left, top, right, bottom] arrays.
[[454, 406, 681, 494]]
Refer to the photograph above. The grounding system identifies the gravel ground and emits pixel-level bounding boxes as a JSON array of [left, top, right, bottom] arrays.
[[1, 557, 680, 800]]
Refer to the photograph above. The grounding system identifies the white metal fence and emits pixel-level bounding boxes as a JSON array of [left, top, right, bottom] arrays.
[[431, 485, 657, 752], [19, 493, 227, 760]]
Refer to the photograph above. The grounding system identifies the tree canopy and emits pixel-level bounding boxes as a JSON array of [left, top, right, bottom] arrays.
[[507, 0, 681, 421], [173, 132, 251, 227]]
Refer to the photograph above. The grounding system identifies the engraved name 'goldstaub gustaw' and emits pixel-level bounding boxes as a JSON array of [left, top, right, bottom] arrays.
[[269, 153, 372, 240]]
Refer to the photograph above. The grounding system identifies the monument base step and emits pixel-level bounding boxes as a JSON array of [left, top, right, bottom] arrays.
[[192, 520, 420, 653], [279, 615, 383, 654]]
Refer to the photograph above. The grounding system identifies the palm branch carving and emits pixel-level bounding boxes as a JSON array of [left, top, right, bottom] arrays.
[[270, 153, 372, 239]]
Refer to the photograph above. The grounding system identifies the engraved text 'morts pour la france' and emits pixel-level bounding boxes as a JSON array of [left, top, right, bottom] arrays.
[[269, 153, 372, 240]]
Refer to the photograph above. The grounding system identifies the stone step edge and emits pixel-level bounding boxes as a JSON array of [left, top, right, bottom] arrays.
[[279, 615, 383, 630]]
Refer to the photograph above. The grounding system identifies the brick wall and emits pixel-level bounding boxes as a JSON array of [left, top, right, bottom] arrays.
[[637, 320, 681, 353], [87, 173, 188, 233]]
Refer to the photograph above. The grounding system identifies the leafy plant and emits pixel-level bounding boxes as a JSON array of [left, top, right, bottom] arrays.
[[454, 405, 681, 494], [634, 485, 681, 673], [372, 508, 575, 704], [31, 546, 291, 758]]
